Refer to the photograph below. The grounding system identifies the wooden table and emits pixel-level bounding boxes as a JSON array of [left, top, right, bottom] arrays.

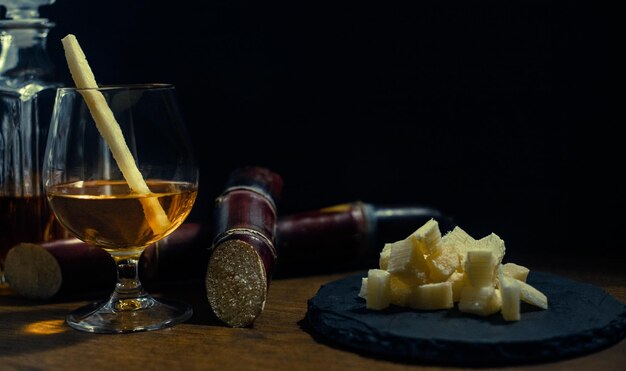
[[1, 260, 625, 371]]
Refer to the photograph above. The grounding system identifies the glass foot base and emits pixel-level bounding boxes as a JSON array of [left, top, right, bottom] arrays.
[[66, 295, 193, 334]]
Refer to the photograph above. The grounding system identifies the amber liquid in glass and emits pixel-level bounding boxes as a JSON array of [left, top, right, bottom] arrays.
[[46, 180, 197, 257]]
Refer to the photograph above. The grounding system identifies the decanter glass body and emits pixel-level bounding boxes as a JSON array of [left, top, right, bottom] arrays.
[[0, 0, 66, 281]]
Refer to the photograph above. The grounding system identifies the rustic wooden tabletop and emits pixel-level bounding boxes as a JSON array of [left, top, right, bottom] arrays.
[[1, 259, 624, 371]]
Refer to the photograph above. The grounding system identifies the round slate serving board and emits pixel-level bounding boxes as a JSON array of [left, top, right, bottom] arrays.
[[306, 271, 626, 366]]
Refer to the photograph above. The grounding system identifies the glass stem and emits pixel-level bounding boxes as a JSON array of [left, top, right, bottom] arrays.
[[111, 254, 148, 305]]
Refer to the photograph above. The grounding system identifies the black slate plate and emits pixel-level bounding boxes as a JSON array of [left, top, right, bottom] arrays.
[[306, 271, 626, 366]]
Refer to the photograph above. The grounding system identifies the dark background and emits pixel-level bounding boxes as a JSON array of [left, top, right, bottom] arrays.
[[14, 1, 620, 260]]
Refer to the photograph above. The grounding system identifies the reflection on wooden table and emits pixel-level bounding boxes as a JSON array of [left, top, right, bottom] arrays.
[[1, 254, 625, 370]]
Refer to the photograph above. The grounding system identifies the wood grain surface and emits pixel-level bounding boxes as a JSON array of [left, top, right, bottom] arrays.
[[1, 262, 624, 371]]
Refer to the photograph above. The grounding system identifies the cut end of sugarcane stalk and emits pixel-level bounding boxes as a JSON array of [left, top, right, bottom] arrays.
[[206, 240, 267, 327], [60, 34, 170, 235], [4, 243, 63, 300]]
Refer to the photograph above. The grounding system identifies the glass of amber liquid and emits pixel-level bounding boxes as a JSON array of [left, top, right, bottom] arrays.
[[43, 84, 198, 333]]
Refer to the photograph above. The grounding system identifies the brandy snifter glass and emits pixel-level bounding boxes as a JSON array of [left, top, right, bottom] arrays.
[[43, 84, 198, 333]]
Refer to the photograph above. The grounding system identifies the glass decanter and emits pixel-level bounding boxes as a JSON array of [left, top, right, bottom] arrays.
[[0, 0, 66, 283]]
